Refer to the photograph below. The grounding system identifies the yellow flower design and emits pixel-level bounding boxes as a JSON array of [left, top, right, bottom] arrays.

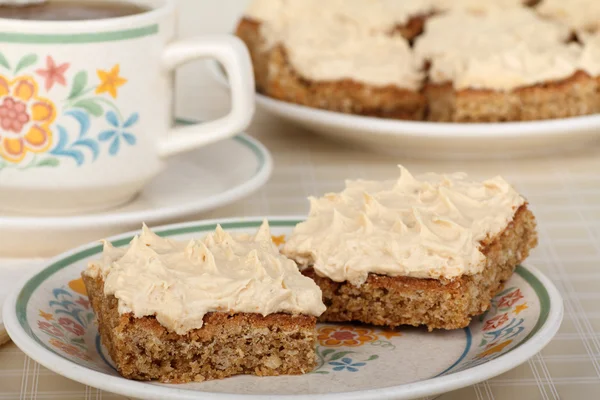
[[378, 330, 402, 340], [477, 339, 513, 358], [39, 310, 54, 321], [0, 75, 55, 163], [68, 277, 88, 296], [317, 325, 378, 347], [271, 235, 286, 246], [514, 303, 528, 315], [96, 64, 127, 98]]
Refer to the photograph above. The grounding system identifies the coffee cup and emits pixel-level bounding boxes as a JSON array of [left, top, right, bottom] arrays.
[[0, 0, 254, 214]]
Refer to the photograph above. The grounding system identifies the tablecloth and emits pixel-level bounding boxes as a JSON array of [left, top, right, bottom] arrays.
[[1, 1, 600, 398]]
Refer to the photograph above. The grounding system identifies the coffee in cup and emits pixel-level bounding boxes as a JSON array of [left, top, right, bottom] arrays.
[[0, 0, 149, 21]]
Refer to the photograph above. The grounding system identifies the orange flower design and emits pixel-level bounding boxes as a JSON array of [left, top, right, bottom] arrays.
[[35, 56, 69, 91], [38, 321, 63, 337], [317, 326, 378, 347], [483, 313, 509, 332], [58, 317, 84, 336], [49, 338, 90, 361], [498, 289, 524, 309], [0, 75, 55, 163]]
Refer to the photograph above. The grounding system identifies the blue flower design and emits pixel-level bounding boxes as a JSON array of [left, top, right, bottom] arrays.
[[98, 111, 138, 156], [329, 357, 366, 372]]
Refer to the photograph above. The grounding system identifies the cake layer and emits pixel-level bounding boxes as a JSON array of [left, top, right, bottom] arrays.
[[425, 70, 600, 122], [236, 18, 427, 120], [304, 205, 537, 330], [237, 1, 600, 122], [83, 274, 317, 383]]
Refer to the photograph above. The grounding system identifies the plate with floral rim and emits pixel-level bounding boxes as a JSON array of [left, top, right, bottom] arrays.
[[3, 217, 563, 400]]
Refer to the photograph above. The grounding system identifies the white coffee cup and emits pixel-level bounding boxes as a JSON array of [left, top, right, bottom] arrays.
[[0, 0, 254, 214]]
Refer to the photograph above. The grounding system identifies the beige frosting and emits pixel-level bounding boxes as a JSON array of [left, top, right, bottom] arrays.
[[266, 20, 423, 89], [414, 9, 581, 90], [86, 222, 326, 334], [246, 0, 435, 32], [579, 33, 600, 76], [282, 166, 525, 286], [432, 0, 527, 14], [245, 0, 425, 89], [536, 0, 600, 33]]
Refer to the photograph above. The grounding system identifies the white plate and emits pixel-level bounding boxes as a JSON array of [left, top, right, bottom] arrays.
[[0, 122, 272, 257], [0, 258, 44, 345], [207, 60, 600, 159], [4, 217, 563, 400]]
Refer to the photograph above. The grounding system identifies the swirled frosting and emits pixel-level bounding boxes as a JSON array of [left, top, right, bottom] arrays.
[[282, 166, 525, 286], [414, 9, 580, 90], [86, 222, 326, 334], [536, 0, 600, 33]]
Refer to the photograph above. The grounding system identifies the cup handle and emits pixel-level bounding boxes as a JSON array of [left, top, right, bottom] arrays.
[[158, 35, 255, 157]]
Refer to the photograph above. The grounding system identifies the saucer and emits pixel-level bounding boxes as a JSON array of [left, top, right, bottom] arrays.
[[0, 123, 272, 257], [3, 217, 563, 399]]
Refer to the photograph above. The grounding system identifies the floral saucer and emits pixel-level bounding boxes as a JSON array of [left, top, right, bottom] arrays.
[[3, 217, 563, 400], [0, 121, 272, 257]]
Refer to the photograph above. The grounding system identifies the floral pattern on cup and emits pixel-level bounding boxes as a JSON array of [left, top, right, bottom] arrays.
[[0, 76, 55, 163], [0, 53, 138, 170]]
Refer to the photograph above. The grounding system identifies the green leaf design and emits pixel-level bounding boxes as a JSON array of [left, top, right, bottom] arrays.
[[321, 349, 335, 358], [36, 157, 60, 168], [329, 351, 354, 361], [495, 286, 516, 298], [14, 54, 38, 74], [68, 71, 88, 100], [366, 355, 379, 361], [71, 337, 85, 344], [311, 371, 329, 374], [87, 313, 94, 323], [73, 99, 103, 117], [0, 53, 9, 70]]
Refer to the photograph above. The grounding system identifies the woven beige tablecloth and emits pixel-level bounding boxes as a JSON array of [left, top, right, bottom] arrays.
[[2, 1, 600, 399]]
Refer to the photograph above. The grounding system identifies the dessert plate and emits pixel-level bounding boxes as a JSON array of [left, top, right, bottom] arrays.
[[4, 217, 563, 400], [0, 258, 44, 346], [0, 120, 272, 257], [207, 60, 600, 159]]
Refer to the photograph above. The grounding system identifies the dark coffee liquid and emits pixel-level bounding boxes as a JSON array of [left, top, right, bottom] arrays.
[[0, 1, 150, 21]]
